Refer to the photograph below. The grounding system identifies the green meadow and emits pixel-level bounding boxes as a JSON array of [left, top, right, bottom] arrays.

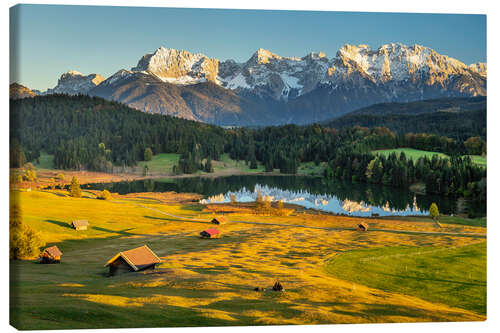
[[372, 148, 486, 167], [325, 242, 486, 314]]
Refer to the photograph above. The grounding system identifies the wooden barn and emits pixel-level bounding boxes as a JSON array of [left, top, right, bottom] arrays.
[[40, 245, 62, 264], [72, 220, 89, 230], [104, 245, 162, 276], [357, 222, 369, 231], [211, 216, 228, 225], [200, 228, 220, 239]]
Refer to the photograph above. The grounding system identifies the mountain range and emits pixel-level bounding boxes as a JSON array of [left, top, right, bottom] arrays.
[[19, 43, 487, 126]]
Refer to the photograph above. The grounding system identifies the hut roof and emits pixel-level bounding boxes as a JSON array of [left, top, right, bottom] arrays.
[[358, 222, 369, 229], [72, 220, 89, 228], [104, 245, 162, 271], [204, 228, 220, 236], [44, 245, 62, 258], [212, 216, 228, 224]]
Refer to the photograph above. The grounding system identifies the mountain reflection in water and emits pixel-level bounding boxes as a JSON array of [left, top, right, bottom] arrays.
[[86, 175, 485, 218]]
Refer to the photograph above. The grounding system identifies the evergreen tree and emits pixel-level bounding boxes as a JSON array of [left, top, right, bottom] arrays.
[[204, 158, 214, 173]]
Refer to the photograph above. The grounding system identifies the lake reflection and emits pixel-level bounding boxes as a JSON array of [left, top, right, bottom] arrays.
[[201, 184, 424, 217], [86, 175, 485, 217]]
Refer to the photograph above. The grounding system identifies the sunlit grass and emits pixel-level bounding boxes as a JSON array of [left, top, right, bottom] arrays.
[[372, 148, 486, 167], [325, 242, 486, 314], [10, 189, 486, 329]]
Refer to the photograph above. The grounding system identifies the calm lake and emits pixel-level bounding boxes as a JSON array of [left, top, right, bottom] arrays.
[[85, 175, 485, 217]]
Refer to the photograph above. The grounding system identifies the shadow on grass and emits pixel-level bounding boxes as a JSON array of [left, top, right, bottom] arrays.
[[144, 215, 212, 224], [45, 219, 73, 229], [92, 226, 136, 236]]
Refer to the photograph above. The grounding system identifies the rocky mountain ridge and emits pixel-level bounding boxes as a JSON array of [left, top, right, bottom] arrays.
[[36, 43, 487, 125]]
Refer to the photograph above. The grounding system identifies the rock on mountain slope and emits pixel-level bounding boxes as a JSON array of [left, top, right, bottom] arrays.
[[46, 70, 105, 95], [89, 69, 276, 125], [10, 83, 36, 99], [43, 43, 487, 125]]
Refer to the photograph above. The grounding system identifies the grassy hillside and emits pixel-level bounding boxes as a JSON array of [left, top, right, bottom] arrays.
[[325, 97, 486, 141], [10, 189, 486, 329], [373, 148, 448, 160], [33, 152, 55, 170], [325, 242, 486, 314], [137, 153, 180, 174], [372, 148, 486, 167]]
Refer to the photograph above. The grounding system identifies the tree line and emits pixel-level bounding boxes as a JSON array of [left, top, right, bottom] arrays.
[[10, 95, 486, 201]]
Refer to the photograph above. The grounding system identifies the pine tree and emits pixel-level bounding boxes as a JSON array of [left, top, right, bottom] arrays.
[[250, 155, 258, 169], [204, 158, 214, 173]]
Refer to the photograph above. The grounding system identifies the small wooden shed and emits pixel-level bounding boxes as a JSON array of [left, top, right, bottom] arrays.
[[72, 220, 89, 230], [211, 216, 228, 225], [200, 228, 220, 239], [40, 245, 62, 264], [104, 245, 162, 276], [357, 222, 369, 231]]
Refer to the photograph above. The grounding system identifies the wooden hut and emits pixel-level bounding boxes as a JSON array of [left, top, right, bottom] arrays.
[[357, 222, 369, 231], [40, 245, 62, 264], [200, 228, 220, 239], [72, 220, 89, 230], [104, 245, 162, 276], [211, 216, 228, 225]]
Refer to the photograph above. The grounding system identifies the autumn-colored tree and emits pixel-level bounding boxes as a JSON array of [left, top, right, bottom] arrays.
[[429, 203, 439, 222], [69, 176, 82, 198], [144, 148, 153, 161], [50, 178, 56, 190], [10, 202, 45, 259]]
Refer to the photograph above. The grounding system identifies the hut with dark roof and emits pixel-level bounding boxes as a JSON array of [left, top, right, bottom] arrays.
[[211, 216, 228, 225], [71, 220, 89, 230], [357, 222, 369, 231], [40, 245, 62, 264], [104, 245, 162, 276], [200, 228, 220, 239]]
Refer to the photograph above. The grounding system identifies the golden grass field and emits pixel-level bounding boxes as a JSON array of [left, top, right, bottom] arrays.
[[10, 188, 486, 329]]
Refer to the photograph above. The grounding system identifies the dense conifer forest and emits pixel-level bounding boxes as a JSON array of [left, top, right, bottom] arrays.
[[10, 95, 486, 201]]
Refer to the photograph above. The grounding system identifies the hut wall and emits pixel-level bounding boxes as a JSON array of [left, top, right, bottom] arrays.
[[109, 257, 134, 276]]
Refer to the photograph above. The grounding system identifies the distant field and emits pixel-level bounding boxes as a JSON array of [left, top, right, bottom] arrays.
[[372, 148, 448, 160], [384, 215, 486, 228], [325, 242, 486, 314], [297, 162, 326, 176], [373, 148, 486, 167], [137, 153, 180, 174], [34, 152, 55, 170], [212, 154, 265, 174], [467, 155, 487, 167]]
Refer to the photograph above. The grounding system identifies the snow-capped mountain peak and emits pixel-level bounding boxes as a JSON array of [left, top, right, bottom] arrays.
[[42, 43, 486, 125], [131, 46, 219, 84], [45, 70, 105, 95]]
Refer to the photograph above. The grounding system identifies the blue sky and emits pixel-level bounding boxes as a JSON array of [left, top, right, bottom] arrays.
[[10, 4, 486, 90]]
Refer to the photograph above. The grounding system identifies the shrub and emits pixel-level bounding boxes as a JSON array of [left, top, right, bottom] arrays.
[[429, 202, 439, 221], [144, 148, 153, 161], [97, 189, 113, 200], [10, 202, 45, 259]]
